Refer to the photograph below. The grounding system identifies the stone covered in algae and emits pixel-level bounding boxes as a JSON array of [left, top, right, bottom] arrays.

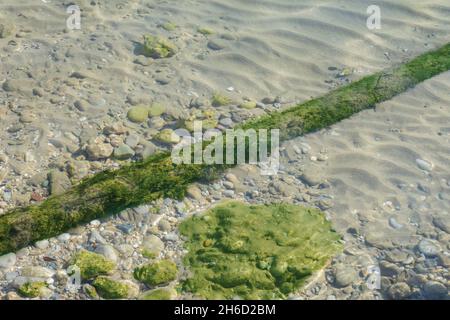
[[71, 250, 116, 280], [142, 35, 178, 59], [17, 282, 47, 298], [133, 259, 178, 286], [139, 287, 177, 300], [92, 276, 133, 299], [179, 201, 342, 299], [127, 106, 149, 123], [211, 93, 232, 107]]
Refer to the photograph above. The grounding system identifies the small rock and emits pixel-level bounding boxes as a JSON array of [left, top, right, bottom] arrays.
[[416, 159, 433, 172], [127, 106, 149, 123], [387, 282, 411, 299], [334, 265, 358, 288], [423, 281, 447, 299], [95, 244, 118, 263], [86, 142, 113, 160], [125, 134, 140, 148], [186, 185, 202, 200], [0, 253, 16, 269], [418, 239, 441, 257], [207, 40, 226, 50], [48, 170, 71, 196], [57, 233, 71, 242], [113, 144, 135, 160], [433, 216, 450, 234], [89, 230, 107, 245], [21, 266, 55, 278], [0, 23, 15, 39], [142, 235, 164, 257], [35, 240, 49, 250]]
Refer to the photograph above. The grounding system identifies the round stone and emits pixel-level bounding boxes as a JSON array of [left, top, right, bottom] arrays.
[[127, 106, 149, 123]]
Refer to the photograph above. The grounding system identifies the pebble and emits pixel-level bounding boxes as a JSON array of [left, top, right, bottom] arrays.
[[21, 266, 55, 278], [88, 230, 107, 245], [418, 239, 441, 257], [334, 265, 358, 288], [142, 235, 164, 256], [48, 170, 72, 196], [95, 244, 118, 263], [387, 282, 411, 299], [0, 253, 16, 269], [57, 233, 71, 242], [423, 281, 447, 299], [416, 159, 433, 172], [116, 223, 134, 234], [113, 144, 135, 160], [207, 40, 226, 50], [86, 142, 113, 160]]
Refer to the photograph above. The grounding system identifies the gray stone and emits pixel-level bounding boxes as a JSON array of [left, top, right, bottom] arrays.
[[416, 159, 433, 172], [334, 265, 358, 288], [113, 144, 135, 159], [299, 172, 322, 187], [0, 253, 16, 269], [95, 244, 118, 263], [423, 281, 447, 299], [88, 230, 107, 245], [207, 40, 226, 50], [433, 216, 450, 233], [35, 239, 49, 250], [57, 233, 71, 242], [418, 239, 441, 257], [21, 266, 55, 278], [125, 134, 140, 148], [142, 235, 164, 256], [116, 223, 134, 234], [387, 282, 411, 299], [48, 170, 71, 196], [186, 185, 202, 201], [86, 142, 113, 160]]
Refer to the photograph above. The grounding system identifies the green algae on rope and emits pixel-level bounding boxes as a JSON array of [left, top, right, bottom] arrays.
[[1, 43, 450, 255]]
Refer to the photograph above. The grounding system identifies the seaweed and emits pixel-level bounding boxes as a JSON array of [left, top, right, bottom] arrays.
[[179, 201, 342, 299]]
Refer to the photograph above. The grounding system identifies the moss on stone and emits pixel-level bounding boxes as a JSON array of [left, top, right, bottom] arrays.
[[160, 22, 177, 32], [139, 287, 177, 300], [211, 93, 232, 107], [198, 27, 214, 35], [142, 35, 177, 59], [179, 201, 343, 299], [92, 276, 132, 299], [239, 101, 257, 109], [148, 103, 166, 117], [18, 282, 47, 298], [155, 128, 180, 144], [72, 250, 116, 280], [127, 106, 149, 123], [133, 259, 178, 286]]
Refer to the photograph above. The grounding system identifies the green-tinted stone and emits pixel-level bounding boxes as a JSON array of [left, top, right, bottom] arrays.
[[139, 287, 177, 300], [142, 35, 178, 59], [72, 250, 115, 280], [92, 276, 132, 299], [127, 106, 149, 123], [133, 259, 178, 286]]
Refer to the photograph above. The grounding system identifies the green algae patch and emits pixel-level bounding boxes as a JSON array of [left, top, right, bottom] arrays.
[[18, 282, 47, 298], [72, 250, 116, 280], [142, 35, 178, 59], [92, 276, 132, 299], [211, 93, 232, 107], [134, 259, 178, 286], [179, 201, 342, 299], [139, 287, 177, 300]]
